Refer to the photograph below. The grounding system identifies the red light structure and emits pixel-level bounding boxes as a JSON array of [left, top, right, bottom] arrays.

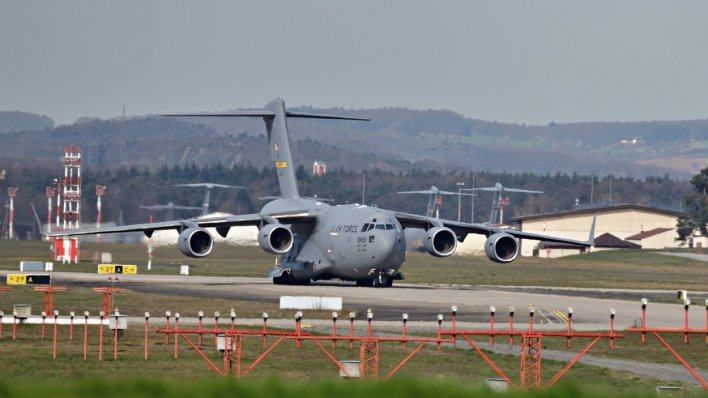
[[91, 287, 125, 316], [1, 297, 703, 391], [153, 307, 623, 388], [0, 290, 9, 339], [33, 286, 68, 316], [626, 299, 707, 390]]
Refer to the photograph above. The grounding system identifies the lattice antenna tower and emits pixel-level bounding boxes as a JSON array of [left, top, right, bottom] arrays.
[[61, 144, 82, 230]]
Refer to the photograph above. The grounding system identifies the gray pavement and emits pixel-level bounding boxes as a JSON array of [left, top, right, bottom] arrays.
[[2, 271, 705, 329]]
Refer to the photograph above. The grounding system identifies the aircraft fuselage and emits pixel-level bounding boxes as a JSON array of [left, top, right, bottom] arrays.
[[262, 199, 406, 284]]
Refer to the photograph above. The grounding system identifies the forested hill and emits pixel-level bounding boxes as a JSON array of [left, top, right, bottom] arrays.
[[0, 107, 706, 178], [0, 110, 54, 134]]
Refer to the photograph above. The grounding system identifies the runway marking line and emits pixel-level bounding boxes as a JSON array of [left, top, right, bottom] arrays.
[[552, 310, 569, 323]]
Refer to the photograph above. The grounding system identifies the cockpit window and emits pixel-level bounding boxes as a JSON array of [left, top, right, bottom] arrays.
[[361, 223, 369, 231], [385, 224, 394, 230], [366, 224, 375, 231], [375, 224, 385, 230]]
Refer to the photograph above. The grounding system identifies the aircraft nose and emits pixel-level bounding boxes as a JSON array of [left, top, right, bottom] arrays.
[[375, 231, 400, 262]]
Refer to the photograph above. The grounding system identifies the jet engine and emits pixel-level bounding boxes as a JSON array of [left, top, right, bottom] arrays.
[[423, 227, 457, 257], [258, 224, 294, 255], [484, 233, 519, 263], [178, 227, 214, 258]]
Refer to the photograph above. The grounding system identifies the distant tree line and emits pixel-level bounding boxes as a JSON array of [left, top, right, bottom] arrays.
[[676, 167, 708, 243], [0, 162, 691, 237]]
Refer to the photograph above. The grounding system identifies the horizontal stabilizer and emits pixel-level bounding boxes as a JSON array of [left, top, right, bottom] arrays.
[[161, 111, 369, 121], [174, 183, 243, 189], [161, 111, 276, 118], [468, 187, 543, 194], [284, 111, 369, 121]]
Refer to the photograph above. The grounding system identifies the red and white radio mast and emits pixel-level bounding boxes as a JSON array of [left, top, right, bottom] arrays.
[[54, 145, 82, 263], [62, 145, 81, 230]]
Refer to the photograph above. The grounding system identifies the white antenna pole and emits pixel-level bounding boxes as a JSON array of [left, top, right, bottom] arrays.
[[470, 173, 475, 223], [590, 176, 594, 204], [361, 171, 366, 205]]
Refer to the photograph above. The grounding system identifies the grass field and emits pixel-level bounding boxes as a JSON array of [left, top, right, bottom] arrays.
[[0, 240, 706, 395], [0, 377, 696, 398]]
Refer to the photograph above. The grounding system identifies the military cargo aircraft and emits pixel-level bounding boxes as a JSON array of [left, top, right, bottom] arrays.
[[464, 183, 543, 225], [46, 99, 594, 287], [174, 183, 243, 216], [398, 186, 475, 219], [140, 202, 202, 221]]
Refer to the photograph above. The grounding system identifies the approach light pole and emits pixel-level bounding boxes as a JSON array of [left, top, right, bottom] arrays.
[[456, 182, 465, 222]]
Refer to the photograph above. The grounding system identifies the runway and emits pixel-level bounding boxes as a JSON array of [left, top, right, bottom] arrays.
[[3, 271, 704, 331]]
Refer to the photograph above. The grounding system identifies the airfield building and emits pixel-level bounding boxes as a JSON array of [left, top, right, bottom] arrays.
[[512, 204, 686, 258]]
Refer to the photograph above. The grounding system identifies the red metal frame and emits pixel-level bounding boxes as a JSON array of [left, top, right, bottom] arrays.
[[520, 334, 542, 389], [151, 309, 625, 388], [91, 287, 125, 315], [626, 302, 708, 390], [2, 295, 703, 390], [33, 287, 68, 315], [155, 324, 452, 380], [440, 312, 622, 390], [146, 305, 625, 389]]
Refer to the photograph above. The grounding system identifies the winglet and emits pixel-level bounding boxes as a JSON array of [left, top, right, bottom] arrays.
[[586, 216, 596, 245], [31, 203, 46, 237]]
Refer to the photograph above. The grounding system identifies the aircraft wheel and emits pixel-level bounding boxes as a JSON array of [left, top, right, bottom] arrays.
[[374, 273, 391, 288], [273, 274, 310, 285], [356, 279, 373, 287]]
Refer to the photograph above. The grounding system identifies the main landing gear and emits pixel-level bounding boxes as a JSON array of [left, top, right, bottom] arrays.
[[356, 272, 393, 288], [272, 273, 311, 285]]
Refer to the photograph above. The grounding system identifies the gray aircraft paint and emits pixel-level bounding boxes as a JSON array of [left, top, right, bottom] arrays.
[[464, 183, 543, 225], [174, 183, 243, 216]]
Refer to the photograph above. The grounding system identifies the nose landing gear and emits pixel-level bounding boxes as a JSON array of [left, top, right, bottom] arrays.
[[373, 272, 393, 288]]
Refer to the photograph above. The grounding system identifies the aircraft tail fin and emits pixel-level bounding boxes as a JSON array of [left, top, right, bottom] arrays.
[[163, 99, 368, 200], [31, 203, 45, 238], [586, 216, 597, 245]]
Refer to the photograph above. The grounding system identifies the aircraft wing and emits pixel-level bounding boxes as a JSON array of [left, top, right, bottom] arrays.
[[398, 189, 475, 196], [174, 183, 244, 189], [45, 210, 316, 238], [393, 211, 594, 246]]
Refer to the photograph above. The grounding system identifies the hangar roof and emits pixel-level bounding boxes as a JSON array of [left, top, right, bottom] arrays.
[[512, 203, 685, 223], [594, 232, 641, 249], [625, 227, 674, 241]]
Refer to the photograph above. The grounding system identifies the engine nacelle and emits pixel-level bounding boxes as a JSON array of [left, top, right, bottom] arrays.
[[484, 233, 520, 263], [423, 227, 457, 257], [178, 227, 214, 258], [258, 224, 294, 255]]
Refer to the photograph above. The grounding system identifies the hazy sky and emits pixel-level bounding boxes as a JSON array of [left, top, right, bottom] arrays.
[[2, 1, 707, 125]]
